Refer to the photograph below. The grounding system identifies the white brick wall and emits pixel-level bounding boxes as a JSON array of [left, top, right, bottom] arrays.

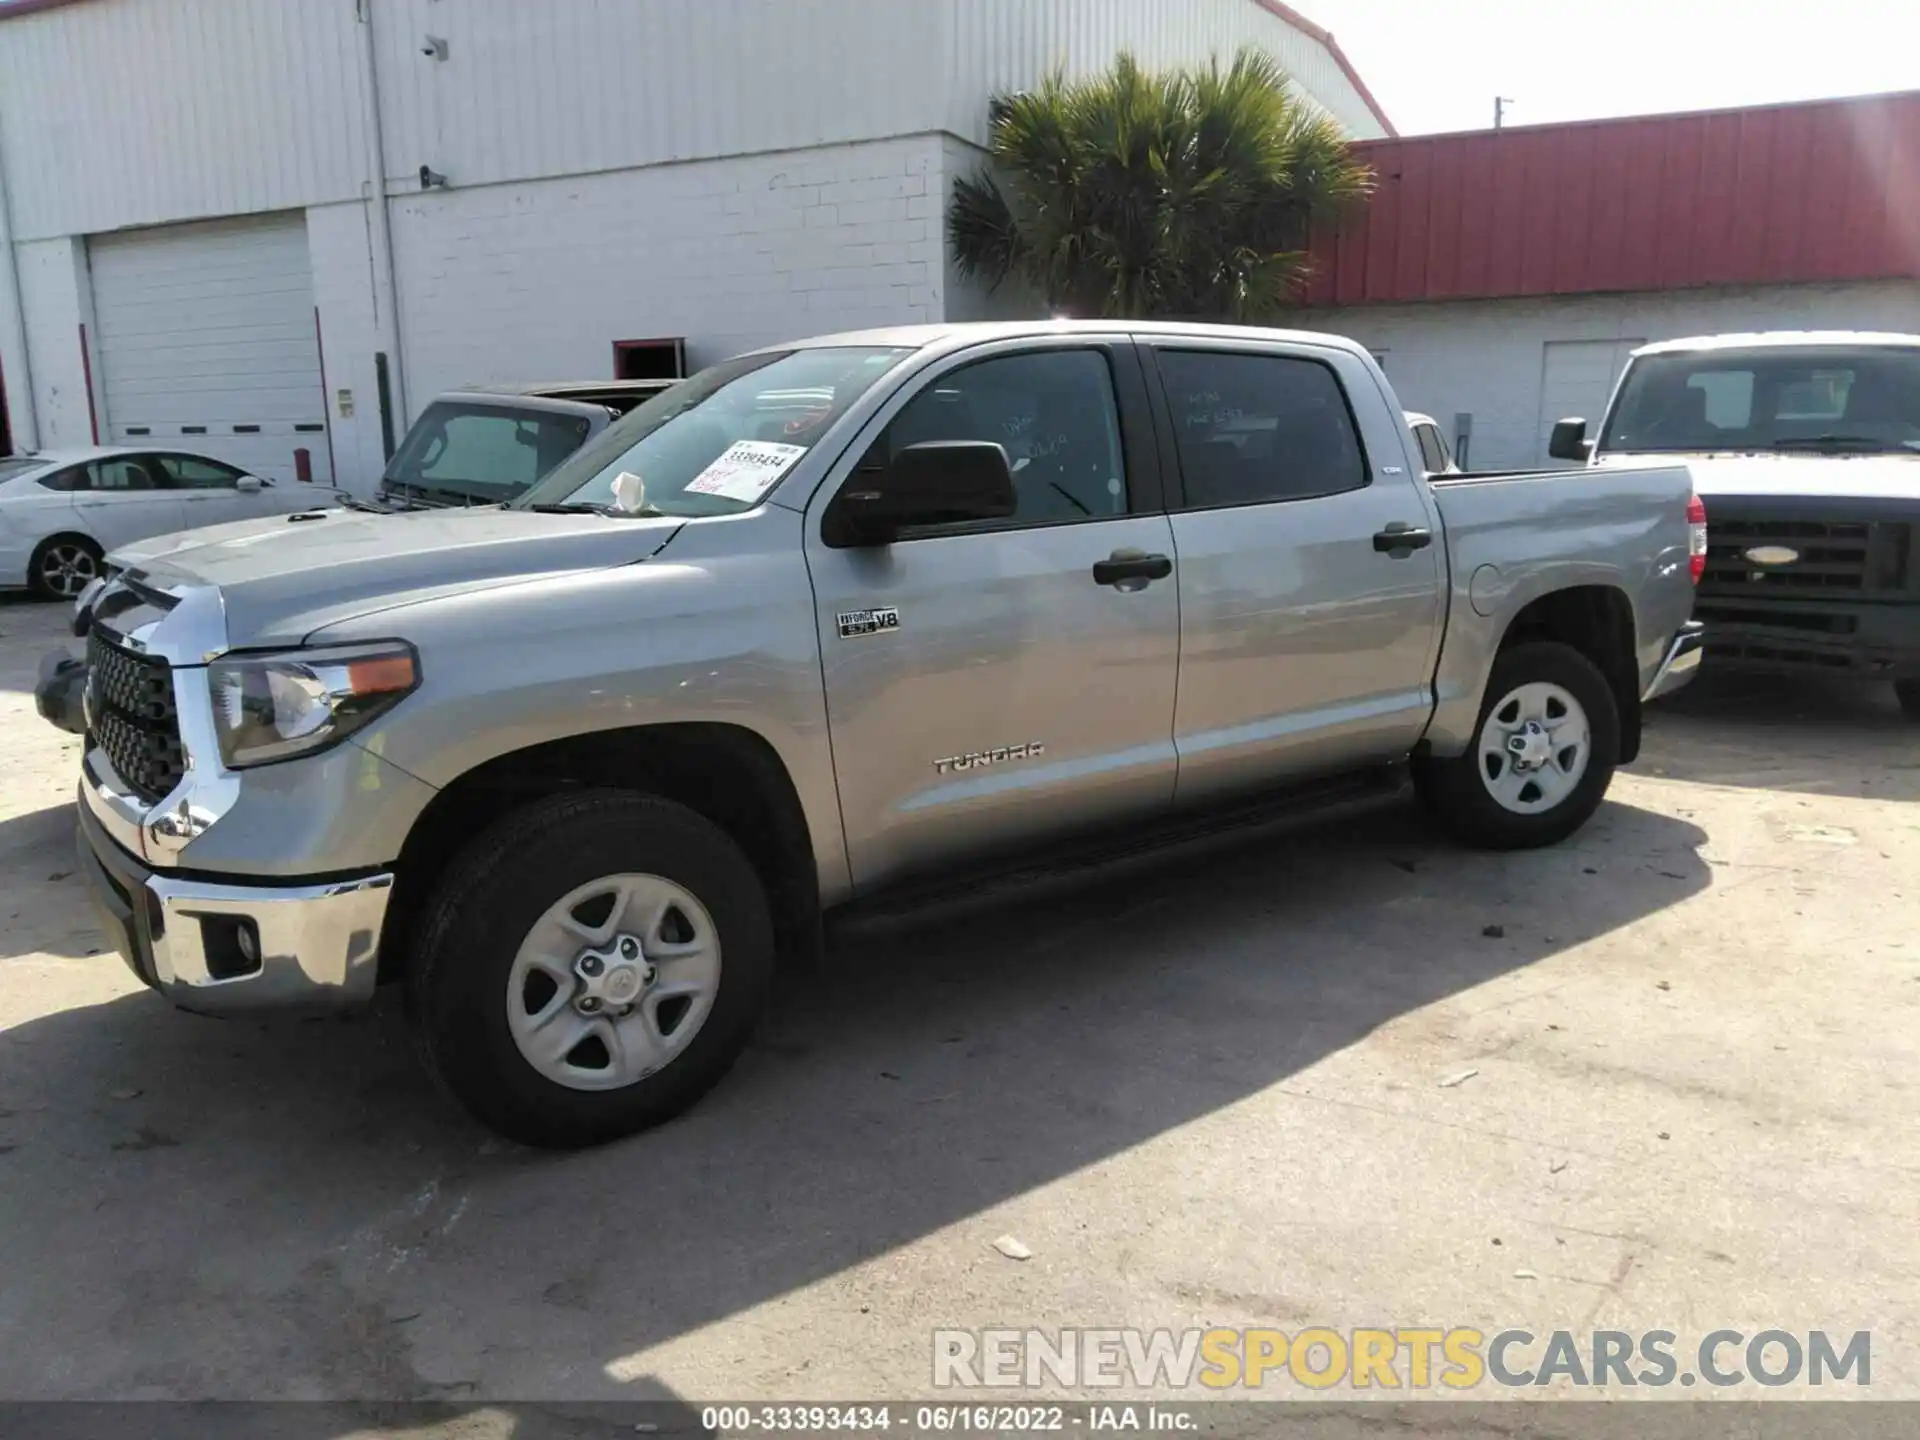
[[1289, 281, 1920, 471], [388, 137, 949, 409], [11, 239, 95, 452]]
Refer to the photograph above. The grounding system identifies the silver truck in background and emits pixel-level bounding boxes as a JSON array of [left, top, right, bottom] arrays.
[[1549, 331, 1920, 718], [72, 321, 1703, 1147]]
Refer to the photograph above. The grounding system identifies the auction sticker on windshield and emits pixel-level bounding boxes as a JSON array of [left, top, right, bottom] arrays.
[[686, 440, 808, 503]]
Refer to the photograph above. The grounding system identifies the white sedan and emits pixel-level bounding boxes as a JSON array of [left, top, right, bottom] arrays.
[[0, 447, 347, 599]]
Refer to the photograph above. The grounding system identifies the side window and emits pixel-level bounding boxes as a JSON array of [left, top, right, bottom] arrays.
[[155, 455, 244, 489], [1156, 351, 1369, 508], [37, 466, 87, 492], [1414, 424, 1446, 474], [86, 458, 159, 492], [879, 349, 1127, 524]]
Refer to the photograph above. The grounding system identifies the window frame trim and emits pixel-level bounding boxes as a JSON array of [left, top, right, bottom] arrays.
[[1138, 338, 1379, 514], [814, 335, 1166, 550]]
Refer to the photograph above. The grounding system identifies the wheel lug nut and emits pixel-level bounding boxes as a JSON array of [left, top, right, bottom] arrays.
[[643, 966, 657, 984], [579, 955, 603, 976], [579, 996, 601, 1013], [619, 938, 640, 960]]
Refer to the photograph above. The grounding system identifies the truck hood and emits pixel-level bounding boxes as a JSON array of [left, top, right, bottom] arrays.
[[1598, 450, 1920, 502], [115, 506, 683, 649]]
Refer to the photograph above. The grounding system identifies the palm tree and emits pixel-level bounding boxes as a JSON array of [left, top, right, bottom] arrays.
[[948, 48, 1373, 322]]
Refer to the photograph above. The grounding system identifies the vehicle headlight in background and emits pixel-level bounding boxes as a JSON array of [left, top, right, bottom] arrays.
[[208, 642, 420, 769]]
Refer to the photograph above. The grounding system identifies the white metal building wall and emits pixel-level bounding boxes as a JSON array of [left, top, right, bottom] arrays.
[[89, 214, 333, 485], [1290, 281, 1920, 470]]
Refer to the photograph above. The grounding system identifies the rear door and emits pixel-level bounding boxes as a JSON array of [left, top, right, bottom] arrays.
[[72, 456, 188, 550], [804, 337, 1181, 892], [1141, 339, 1446, 805]]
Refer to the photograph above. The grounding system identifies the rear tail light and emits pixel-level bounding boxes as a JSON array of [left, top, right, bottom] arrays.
[[1687, 493, 1707, 584]]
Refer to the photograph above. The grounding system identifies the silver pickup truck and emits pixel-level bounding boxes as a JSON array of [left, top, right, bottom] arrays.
[[72, 321, 1703, 1147]]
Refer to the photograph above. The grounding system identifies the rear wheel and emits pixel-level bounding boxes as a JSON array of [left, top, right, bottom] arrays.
[[1896, 680, 1920, 721], [407, 790, 775, 1148], [1417, 641, 1620, 850], [30, 535, 103, 601]]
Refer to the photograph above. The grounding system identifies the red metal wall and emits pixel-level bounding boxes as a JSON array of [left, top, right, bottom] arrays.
[[1301, 89, 1920, 306]]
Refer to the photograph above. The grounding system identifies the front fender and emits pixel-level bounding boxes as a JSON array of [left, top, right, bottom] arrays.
[[312, 508, 851, 904]]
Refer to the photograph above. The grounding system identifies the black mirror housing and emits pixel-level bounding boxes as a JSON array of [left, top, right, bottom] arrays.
[[1547, 418, 1593, 462], [831, 440, 1017, 545]]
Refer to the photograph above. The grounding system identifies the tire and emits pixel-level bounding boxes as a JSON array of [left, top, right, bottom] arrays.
[[1416, 641, 1620, 850], [1897, 680, 1920, 722], [407, 789, 775, 1148], [30, 534, 104, 602]]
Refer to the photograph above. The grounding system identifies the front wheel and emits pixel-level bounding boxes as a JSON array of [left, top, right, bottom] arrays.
[[1417, 641, 1620, 850], [1896, 680, 1920, 721], [407, 790, 775, 1148]]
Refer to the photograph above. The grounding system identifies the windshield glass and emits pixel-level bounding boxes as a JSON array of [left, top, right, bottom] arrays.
[[1599, 346, 1920, 455], [513, 346, 915, 516], [383, 401, 596, 505]]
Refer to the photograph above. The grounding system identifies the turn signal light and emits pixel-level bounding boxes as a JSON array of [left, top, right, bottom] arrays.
[[1687, 494, 1707, 584]]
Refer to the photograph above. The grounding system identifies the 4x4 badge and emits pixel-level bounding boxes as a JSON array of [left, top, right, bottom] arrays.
[[837, 606, 900, 639]]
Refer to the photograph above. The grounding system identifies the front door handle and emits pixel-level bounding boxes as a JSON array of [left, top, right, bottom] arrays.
[[1373, 524, 1433, 555], [1092, 550, 1174, 587]]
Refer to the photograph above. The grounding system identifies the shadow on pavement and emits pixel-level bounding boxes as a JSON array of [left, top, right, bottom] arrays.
[[1635, 667, 1918, 802], [0, 791, 1711, 1402]]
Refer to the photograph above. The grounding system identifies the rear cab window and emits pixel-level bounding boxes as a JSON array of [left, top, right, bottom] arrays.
[[1152, 349, 1371, 508], [385, 402, 596, 505]]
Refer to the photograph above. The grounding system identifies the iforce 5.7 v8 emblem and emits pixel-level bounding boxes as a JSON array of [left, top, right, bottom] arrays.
[[837, 606, 900, 639]]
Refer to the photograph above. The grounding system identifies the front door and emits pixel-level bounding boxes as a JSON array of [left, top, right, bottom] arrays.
[[153, 453, 260, 529], [1141, 341, 1447, 805], [805, 340, 1181, 892]]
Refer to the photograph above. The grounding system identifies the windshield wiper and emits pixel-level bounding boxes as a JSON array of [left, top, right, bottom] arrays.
[[1771, 434, 1895, 454], [525, 500, 667, 518]]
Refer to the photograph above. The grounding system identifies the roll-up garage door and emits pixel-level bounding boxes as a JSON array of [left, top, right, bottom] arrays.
[[88, 212, 332, 485]]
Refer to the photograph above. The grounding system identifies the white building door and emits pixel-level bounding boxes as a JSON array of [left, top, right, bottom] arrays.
[[1537, 338, 1644, 466], [88, 213, 333, 486]]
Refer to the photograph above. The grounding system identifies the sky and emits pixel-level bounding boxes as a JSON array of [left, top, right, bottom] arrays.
[[1320, 0, 1920, 136]]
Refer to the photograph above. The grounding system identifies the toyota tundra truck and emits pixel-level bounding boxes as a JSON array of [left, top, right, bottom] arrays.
[[72, 321, 1703, 1147], [1549, 330, 1920, 718]]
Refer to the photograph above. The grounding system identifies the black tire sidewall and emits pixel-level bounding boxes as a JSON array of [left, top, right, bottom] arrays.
[[409, 792, 774, 1148], [1431, 642, 1621, 849]]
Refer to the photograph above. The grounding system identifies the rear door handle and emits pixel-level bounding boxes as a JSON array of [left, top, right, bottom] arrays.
[[1373, 524, 1433, 555], [1092, 551, 1173, 587]]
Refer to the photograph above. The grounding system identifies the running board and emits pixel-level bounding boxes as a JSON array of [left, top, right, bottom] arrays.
[[826, 763, 1411, 943]]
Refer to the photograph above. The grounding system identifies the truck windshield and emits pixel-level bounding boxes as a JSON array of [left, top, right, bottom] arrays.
[[384, 401, 596, 505], [1600, 346, 1920, 456], [513, 346, 914, 517]]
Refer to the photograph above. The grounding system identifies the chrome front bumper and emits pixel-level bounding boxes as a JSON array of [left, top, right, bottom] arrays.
[[77, 800, 391, 1014], [1643, 621, 1706, 702]]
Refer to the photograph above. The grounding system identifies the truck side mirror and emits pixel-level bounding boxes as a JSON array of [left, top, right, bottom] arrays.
[[1547, 418, 1593, 463], [829, 440, 1017, 545]]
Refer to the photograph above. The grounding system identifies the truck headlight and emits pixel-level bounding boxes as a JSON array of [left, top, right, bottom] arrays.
[[208, 642, 419, 769]]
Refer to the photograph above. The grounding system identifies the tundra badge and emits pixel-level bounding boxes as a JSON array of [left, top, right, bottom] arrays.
[[837, 606, 901, 639], [934, 742, 1046, 776]]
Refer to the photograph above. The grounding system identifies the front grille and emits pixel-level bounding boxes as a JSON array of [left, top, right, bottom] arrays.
[[87, 633, 185, 803], [1700, 518, 1873, 595]]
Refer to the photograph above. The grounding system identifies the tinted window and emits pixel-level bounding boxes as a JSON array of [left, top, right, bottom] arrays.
[[34, 465, 84, 492], [1157, 352, 1368, 507], [1601, 346, 1920, 454], [155, 454, 244, 489], [879, 349, 1126, 524], [519, 347, 913, 517], [85, 458, 160, 491]]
